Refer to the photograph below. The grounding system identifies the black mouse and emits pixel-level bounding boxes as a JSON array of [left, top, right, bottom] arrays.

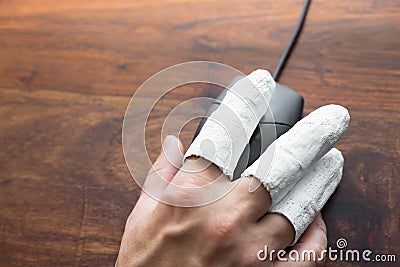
[[193, 76, 304, 179]]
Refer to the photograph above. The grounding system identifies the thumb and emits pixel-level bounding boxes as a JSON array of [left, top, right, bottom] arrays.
[[136, 135, 184, 212]]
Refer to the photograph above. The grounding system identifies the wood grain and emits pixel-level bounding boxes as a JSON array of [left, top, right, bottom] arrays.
[[0, 0, 399, 266]]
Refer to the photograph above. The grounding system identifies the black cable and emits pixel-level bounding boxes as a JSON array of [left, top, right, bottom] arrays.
[[273, 0, 312, 81]]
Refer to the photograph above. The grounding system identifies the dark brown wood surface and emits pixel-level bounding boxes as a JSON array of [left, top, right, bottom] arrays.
[[0, 0, 399, 266]]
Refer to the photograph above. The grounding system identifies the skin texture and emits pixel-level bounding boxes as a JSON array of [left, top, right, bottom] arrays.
[[116, 135, 328, 266]]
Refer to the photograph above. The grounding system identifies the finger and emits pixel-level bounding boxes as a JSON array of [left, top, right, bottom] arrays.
[[184, 69, 276, 179], [274, 213, 327, 267], [292, 213, 327, 261], [164, 161, 271, 218], [242, 104, 350, 206], [223, 176, 272, 222], [269, 148, 344, 245], [256, 213, 296, 251], [161, 157, 235, 208], [135, 135, 184, 211]]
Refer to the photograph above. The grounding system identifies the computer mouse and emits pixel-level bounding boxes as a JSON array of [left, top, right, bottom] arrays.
[[193, 76, 304, 179]]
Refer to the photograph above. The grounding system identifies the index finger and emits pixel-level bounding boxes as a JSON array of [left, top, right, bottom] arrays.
[[183, 69, 276, 179]]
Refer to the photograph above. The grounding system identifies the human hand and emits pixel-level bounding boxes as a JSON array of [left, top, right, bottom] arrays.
[[117, 136, 329, 266], [117, 70, 349, 266]]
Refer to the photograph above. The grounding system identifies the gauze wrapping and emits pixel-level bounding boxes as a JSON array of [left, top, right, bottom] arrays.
[[270, 148, 344, 244], [242, 104, 350, 205], [242, 104, 349, 243], [184, 69, 276, 178]]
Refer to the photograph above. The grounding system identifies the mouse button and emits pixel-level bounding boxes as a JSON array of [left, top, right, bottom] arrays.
[[257, 124, 279, 153], [260, 83, 303, 126], [257, 123, 290, 151], [274, 124, 291, 138], [249, 125, 262, 142]]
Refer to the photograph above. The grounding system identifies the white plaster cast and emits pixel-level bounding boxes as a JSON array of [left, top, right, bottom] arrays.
[[242, 104, 350, 205], [270, 148, 344, 244], [184, 69, 276, 178]]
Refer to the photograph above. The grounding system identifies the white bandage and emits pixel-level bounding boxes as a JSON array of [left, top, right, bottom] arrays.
[[242, 104, 349, 242], [242, 104, 350, 205], [184, 69, 276, 178], [270, 148, 344, 244]]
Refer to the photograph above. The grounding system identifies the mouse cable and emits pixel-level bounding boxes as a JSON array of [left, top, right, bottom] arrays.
[[273, 0, 312, 81]]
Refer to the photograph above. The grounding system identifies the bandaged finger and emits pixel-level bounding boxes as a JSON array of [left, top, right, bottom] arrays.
[[269, 148, 344, 244], [242, 104, 350, 205], [184, 69, 276, 178]]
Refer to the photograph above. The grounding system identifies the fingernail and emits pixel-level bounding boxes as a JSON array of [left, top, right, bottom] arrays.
[[162, 135, 178, 155], [163, 135, 176, 149], [248, 176, 262, 193]]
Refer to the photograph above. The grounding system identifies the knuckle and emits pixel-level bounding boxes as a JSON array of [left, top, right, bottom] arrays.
[[147, 161, 166, 177], [208, 211, 241, 243], [212, 221, 235, 241], [161, 186, 196, 205], [173, 171, 209, 188], [160, 223, 191, 241]]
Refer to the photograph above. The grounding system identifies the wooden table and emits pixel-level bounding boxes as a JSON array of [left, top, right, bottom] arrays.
[[1, 0, 399, 266]]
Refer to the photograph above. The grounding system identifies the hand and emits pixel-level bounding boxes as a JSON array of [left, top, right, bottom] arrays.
[[116, 135, 328, 266], [117, 70, 349, 266]]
